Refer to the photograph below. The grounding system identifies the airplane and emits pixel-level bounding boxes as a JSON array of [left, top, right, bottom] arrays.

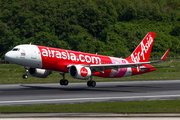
[[5, 32, 170, 87]]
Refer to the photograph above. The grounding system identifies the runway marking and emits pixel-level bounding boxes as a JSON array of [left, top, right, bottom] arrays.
[[0, 94, 180, 104]]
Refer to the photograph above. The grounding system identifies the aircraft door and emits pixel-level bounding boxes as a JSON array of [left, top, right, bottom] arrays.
[[31, 47, 37, 59]]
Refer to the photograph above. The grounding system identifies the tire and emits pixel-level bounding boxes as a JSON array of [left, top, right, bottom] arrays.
[[60, 79, 69, 86], [87, 81, 91, 87], [60, 79, 64, 85], [63, 80, 69, 86], [22, 74, 28, 79], [87, 81, 96, 87], [91, 81, 96, 87]]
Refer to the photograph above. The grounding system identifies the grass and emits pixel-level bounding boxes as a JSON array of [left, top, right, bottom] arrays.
[[0, 61, 179, 84], [0, 61, 180, 113], [0, 100, 180, 113]]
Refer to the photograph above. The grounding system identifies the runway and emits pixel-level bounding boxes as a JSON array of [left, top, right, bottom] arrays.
[[0, 80, 180, 106]]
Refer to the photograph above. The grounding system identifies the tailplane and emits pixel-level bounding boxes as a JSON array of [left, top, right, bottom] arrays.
[[127, 32, 156, 63]]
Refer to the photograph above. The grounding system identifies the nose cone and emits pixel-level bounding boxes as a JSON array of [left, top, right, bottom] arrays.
[[5, 51, 17, 63], [5, 51, 11, 62]]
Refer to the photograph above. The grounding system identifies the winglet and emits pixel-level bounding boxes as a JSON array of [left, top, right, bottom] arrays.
[[161, 49, 170, 61]]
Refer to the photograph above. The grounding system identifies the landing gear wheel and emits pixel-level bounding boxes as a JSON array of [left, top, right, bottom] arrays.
[[87, 80, 96, 87], [63, 79, 69, 86], [87, 75, 96, 87], [91, 81, 96, 87], [87, 81, 91, 87], [22, 74, 28, 79], [60, 79, 64, 85], [59, 73, 69, 86], [60, 79, 69, 86]]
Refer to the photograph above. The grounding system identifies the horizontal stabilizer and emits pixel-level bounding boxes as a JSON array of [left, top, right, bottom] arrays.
[[140, 66, 174, 71]]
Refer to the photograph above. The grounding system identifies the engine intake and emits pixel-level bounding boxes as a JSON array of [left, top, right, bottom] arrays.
[[28, 68, 51, 78], [69, 65, 91, 80]]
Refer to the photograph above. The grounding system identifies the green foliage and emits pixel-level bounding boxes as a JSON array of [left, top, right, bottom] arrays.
[[165, 0, 180, 10], [171, 24, 180, 36], [0, 0, 180, 58]]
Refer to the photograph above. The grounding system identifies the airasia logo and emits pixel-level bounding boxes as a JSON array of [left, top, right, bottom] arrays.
[[80, 67, 88, 77], [131, 35, 153, 63], [41, 48, 101, 64]]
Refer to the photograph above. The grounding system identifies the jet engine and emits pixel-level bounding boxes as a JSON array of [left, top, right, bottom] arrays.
[[69, 65, 91, 80], [28, 68, 51, 78]]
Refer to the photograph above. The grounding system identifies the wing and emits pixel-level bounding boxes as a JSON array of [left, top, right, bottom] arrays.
[[67, 49, 170, 73], [83, 61, 151, 73]]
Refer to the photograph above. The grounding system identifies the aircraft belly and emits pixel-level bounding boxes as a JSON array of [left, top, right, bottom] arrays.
[[122, 67, 132, 77]]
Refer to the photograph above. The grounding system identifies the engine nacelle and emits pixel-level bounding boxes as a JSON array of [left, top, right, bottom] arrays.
[[28, 68, 51, 78], [69, 65, 91, 80]]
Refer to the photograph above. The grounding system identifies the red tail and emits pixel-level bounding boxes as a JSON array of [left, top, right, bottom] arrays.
[[127, 32, 156, 63]]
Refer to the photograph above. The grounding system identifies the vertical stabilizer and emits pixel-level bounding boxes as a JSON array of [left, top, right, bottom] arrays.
[[127, 32, 156, 63]]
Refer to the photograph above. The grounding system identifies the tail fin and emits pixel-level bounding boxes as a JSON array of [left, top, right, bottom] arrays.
[[127, 32, 156, 63]]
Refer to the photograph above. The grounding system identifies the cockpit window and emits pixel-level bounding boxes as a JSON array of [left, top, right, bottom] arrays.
[[12, 48, 20, 51]]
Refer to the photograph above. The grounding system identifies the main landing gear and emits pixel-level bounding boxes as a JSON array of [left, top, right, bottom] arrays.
[[59, 73, 96, 87], [87, 76, 96, 87], [59, 73, 69, 86], [22, 67, 28, 79]]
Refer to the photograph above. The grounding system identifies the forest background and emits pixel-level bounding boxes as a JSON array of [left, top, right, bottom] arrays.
[[0, 0, 180, 59]]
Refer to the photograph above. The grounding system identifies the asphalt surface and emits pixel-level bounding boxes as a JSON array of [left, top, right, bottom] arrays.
[[1, 117, 180, 120], [0, 80, 180, 106]]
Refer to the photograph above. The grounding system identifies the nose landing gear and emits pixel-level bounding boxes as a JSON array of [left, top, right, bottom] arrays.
[[22, 67, 28, 79]]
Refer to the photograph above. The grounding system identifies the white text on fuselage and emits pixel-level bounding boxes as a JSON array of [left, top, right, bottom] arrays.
[[131, 35, 153, 63], [41, 48, 101, 64]]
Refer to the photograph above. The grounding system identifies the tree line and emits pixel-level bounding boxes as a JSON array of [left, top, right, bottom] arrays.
[[0, 0, 180, 59]]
